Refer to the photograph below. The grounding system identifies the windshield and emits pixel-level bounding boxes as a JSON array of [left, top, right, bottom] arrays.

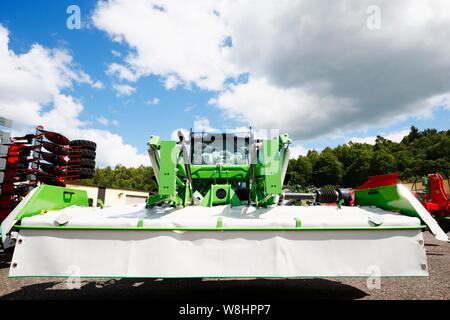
[[191, 133, 250, 165]]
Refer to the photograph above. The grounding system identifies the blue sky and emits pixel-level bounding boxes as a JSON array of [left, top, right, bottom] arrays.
[[0, 0, 221, 146], [0, 0, 449, 166]]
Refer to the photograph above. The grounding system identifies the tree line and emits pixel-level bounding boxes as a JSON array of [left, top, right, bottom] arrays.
[[81, 165, 157, 192], [80, 126, 450, 191], [288, 126, 450, 189]]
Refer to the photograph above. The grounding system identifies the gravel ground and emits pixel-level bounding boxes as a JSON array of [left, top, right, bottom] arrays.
[[0, 231, 448, 300]]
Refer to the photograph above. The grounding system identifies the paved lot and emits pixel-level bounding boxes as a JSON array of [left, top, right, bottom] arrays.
[[0, 232, 448, 300]]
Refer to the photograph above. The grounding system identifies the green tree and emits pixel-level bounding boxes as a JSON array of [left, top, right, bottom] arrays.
[[81, 165, 157, 192], [287, 156, 313, 187], [287, 127, 449, 188], [342, 143, 374, 187], [312, 148, 344, 187], [370, 148, 396, 175]]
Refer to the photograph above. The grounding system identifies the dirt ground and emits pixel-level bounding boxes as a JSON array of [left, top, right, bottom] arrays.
[[0, 231, 448, 300]]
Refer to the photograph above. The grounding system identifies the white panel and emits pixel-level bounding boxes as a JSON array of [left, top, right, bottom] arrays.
[[10, 229, 428, 278], [397, 184, 449, 241], [125, 195, 147, 205], [20, 204, 422, 229]]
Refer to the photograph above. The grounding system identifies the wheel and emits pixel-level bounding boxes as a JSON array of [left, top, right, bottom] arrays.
[[78, 167, 95, 179], [70, 140, 97, 151], [70, 148, 96, 160], [438, 218, 450, 233], [68, 158, 95, 168]]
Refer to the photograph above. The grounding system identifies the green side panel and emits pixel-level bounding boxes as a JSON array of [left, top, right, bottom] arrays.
[[158, 141, 177, 196], [262, 138, 282, 195], [15, 185, 89, 220], [355, 185, 419, 218]]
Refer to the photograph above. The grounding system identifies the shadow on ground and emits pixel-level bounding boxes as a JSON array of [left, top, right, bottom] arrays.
[[1, 277, 368, 300], [0, 249, 368, 300], [0, 249, 12, 270]]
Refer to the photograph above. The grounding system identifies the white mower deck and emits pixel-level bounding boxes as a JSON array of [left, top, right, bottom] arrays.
[[9, 204, 428, 278]]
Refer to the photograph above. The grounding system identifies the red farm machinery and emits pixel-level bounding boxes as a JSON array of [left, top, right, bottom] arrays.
[[0, 120, 97, 222]]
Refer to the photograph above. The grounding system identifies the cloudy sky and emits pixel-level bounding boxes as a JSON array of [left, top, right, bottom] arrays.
[[0, 0, 449, 167]]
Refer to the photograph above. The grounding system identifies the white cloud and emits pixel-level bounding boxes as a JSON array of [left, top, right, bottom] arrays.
[[211, 77, 353, 139], [184, 104, 194, 112], [90, 80, 104, 89], [169, 118, 218, 142], [0, 25, 147, 168], [92, 0, 243, 90], [96, 116, 120, 128], [211, 0, 450, 140], [96, 116, 109, 126], [164, 74, 181, 90], [113, 83, 136, 96], [93, 0, 450, 141], [193, 117, 219, 132], [384, 130, 410, 143], [111, 49, 121, 57], [146, 98, 160, 105], [107, 62, 139, 82], [289, 144, 308, 159], [349, 129, 410, 144], [170, 128, 190, 141]]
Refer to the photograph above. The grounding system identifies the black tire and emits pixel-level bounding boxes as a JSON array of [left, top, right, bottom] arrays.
[[78, 167, 95, 179], [68, 158, 95, 168], [439, 219, 450, 234], [70, 148, 96, 160], [70, 140, 97, 151]]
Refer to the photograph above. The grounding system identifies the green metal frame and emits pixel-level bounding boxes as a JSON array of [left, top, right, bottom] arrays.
[[158, 141, 177, 196], [13, 184, 89, 220], [147, 133, 290, 208], [355, 185, 420, 219], [4, 133, 430, 228], [200, 184, 242, 207]]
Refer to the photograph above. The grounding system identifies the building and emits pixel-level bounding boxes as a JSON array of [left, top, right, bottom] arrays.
[[67, 184, 149, 207]]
